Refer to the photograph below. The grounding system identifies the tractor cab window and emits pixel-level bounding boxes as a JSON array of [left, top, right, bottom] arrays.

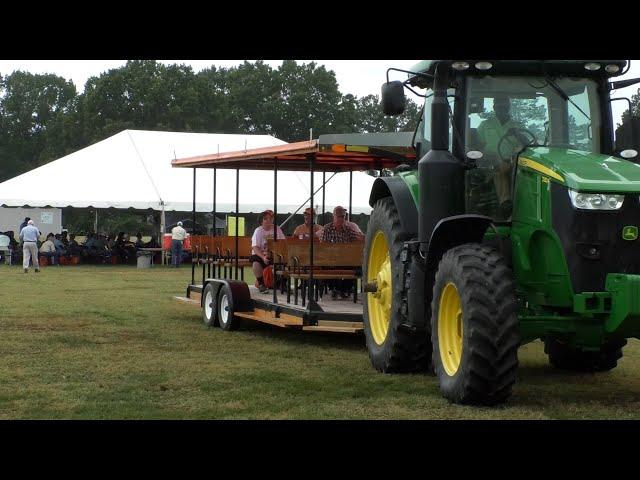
[[464, 75, 601, 221]]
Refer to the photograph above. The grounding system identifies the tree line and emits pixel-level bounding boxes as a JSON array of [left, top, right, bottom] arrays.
[[0, 60, 420, 183]]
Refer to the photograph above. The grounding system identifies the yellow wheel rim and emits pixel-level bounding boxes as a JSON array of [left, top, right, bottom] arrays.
[[367, 230, 392, 345], [438, 282, 464, 376]]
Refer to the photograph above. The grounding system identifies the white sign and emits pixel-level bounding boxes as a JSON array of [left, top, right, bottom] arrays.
[[41, 212, 53, 224]]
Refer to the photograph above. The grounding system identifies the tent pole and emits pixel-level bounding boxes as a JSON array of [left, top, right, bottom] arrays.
[[94, 209, 98, 233]]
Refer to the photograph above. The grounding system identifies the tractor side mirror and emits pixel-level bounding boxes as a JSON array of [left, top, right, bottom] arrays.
[[381, 81, 406, 116], [615, 116, 640, 160]]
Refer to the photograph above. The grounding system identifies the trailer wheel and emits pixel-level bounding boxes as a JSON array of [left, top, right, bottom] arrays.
[[218, 284, 239, 331], [544, 338, 626, 372], [431, 243, 519, 405], [363, 197, 431, 373], [202, 283, 219, 327]]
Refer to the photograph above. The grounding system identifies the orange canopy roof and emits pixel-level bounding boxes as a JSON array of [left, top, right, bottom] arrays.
[[171, 139, 416, 172]]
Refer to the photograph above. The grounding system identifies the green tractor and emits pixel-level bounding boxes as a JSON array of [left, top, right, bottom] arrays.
[[363, 60, 640, 405]]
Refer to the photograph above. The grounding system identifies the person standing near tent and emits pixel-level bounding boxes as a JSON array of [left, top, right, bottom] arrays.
[[171, 221, 187, 268], [19, 219, 40, 273]]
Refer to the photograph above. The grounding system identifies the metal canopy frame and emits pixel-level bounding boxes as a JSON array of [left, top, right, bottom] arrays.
[[178, 137, 416, 320]]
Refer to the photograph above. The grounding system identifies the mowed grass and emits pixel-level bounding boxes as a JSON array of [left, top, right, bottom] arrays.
[[2, 264, 640, 419]]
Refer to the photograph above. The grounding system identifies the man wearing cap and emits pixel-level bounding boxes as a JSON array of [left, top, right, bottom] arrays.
[[320, 206, 364, 244], [251, 210, 285, 293], [293, 207, 323, 240], [320, 206, 364, 299], [19, 219, 41, 273], [171, 221, 188, 268]]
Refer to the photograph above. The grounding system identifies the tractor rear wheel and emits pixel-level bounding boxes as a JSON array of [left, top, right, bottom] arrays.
[[363, 197, 431, 373], [430, 243, 520, 405], [544, 338, 626, 372]]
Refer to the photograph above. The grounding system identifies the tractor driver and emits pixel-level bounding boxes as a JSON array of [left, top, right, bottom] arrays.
[[476, 96, 528, 216]]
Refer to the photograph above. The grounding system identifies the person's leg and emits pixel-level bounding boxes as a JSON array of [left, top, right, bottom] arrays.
[[171, 240, 178, 267], [176, 241, 183, 267], [30, 244, 40, 271], [251, 255, 267, 291], [23, 244, 30, 271]]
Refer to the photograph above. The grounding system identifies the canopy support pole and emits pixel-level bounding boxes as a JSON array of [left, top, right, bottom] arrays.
[[349, 170, 353, 221], [322, 171, 326, 226], [235, 168, 239, 281], [160, 203, 166, 265], [306, 153, 322, 317], [273, 158, 278, 304], [191, 168, 196, 285], [212, 168, 217, 237], [94, 209, 98, 233]]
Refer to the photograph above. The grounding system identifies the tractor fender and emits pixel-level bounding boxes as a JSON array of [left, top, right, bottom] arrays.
[[425, 214, 493, 272], [201, 278, 252, 312], [369, 176, 418, 237]]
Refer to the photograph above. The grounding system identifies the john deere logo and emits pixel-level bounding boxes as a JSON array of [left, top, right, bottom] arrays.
[[622, 226, 638, 241]]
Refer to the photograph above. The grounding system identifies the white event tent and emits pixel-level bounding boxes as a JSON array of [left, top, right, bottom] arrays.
[[0, 130, 376, 232]]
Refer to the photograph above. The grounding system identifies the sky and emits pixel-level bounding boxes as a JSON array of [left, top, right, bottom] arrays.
[[0, 59, 639, 128]]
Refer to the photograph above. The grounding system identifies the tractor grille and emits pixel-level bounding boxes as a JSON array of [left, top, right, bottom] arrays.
[[551, 183, 640, 293]]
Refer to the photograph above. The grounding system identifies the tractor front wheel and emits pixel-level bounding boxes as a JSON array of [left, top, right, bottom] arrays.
[[363, 197, 431, 373], [431, 243, 520, 405]]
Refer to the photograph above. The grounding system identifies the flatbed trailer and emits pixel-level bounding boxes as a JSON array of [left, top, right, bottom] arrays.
[[172, 133, 415, 333]]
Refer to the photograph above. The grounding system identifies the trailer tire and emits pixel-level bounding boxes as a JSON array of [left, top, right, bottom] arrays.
[[544, 338, 626, 372], [218, 284, 240, 331], [202, 283, 219, 327], [363, 197, 431, 373], [431, 243, 520, 405]]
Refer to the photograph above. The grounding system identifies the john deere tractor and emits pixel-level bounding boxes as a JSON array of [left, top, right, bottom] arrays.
[[363, 60, 640, 405]]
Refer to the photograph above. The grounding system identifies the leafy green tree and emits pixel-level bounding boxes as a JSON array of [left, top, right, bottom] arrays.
[[0, 71, 77, 181]]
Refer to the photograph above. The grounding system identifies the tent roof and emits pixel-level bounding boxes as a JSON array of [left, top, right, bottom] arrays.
[[0, 130, 378, 214]]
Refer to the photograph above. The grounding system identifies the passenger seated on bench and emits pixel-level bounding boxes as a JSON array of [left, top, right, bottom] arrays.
[[39, 233, 60, 266], [321, 206, 364, 299], [292, 207, 323, 240], [251, 209, 285, 293]]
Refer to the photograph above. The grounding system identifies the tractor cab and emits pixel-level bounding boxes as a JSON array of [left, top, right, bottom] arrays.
[[383, 60, 640, 221]]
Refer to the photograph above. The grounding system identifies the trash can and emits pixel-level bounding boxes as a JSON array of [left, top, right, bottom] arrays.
[[136, 251, 152, 269]]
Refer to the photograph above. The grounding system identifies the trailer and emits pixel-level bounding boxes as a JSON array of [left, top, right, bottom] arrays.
[[172, 133, 416, 334]]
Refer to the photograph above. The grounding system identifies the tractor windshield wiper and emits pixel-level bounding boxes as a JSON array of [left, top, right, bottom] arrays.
[[544, 74, 591, 122]]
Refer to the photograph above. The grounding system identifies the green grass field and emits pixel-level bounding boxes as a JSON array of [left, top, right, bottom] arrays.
[[2, 263, 640, 419]]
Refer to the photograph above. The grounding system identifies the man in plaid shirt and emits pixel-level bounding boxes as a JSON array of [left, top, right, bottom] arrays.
[[320, 206, 364, 299]]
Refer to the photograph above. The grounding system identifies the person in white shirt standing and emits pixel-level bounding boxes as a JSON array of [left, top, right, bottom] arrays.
[[171, 221, 188, 268], [19, 219, 41, 273]]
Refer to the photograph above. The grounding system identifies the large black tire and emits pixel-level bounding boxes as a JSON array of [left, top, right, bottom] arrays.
[[202, 283, 219, 328], [218, 284, 240, 331], [544, 338, 626, 372], [363, 197, 431, 373], [431, 243, 520, 405]]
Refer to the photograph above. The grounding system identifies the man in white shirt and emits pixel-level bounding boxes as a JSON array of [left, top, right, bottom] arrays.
[[171, 221, 188, 268], [19, 219, 41, 273]]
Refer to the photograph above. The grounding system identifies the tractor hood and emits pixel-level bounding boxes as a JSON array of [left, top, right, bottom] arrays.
[[518, 147, 640, 193]]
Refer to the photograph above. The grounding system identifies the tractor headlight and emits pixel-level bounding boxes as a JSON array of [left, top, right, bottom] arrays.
[[568, 190, 624, 210]]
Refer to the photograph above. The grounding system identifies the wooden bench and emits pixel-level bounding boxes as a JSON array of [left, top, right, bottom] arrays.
[[191, 235, 252, 280], [268, 239, 363, 305]]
